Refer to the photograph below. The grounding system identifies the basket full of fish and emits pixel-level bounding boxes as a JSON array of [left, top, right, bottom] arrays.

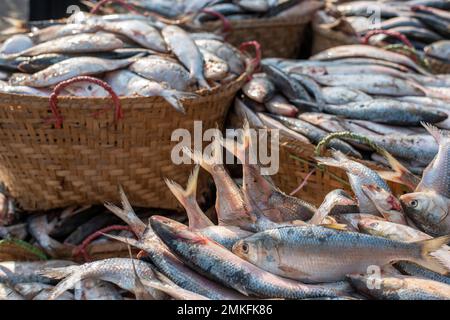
[[229, 44, 450, 206], [1, 118, 450, 300], [83, 0, 324, 58], [311, 0, 450, 74], [0, 11, 256, 211]]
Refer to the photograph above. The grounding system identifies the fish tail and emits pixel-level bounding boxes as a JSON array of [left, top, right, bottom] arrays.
[[413, 234, 450, 275], [197, 75, 211, 90], [222, 119, 252, 164], [103, 233, 145, 250], [39, 266, 79, 280], [315, 156, 345, 170], [422, 122, 448, 144], [164, 166, 213, 229], [182, 146, 215, 175], [163, 90, 198, 114], [377, 151, 420, 190], [45, 270, 84, 300], [104, 188, 146, 236]]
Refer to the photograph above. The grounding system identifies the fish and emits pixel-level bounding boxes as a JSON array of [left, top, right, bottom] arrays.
[[321, 86, 372, 105], [317, 150, 392, 215], [232, 224, 450, 283], [10, 55, 141, 88], [194, 39, 245, 75], [261, 63, 312, 102], [311, 45, 430, 75], [130, 55, 192, 91], [0, 261, 76, 285], [76, 279, 123, 300], [298, 113, 348, 133], [165, 165, 252, 249], [95, 20, 167, 52], [320, 99, 447, 126], [0, 35, 33, 54], [425, 41, 450, 63], [150, 215, 348, 299], [401, 191, 450, 237], [12, 32, 123, 57], [0, 283, 25, 300], [14, 282, 74, 300], [41, 258, 165, 300], [264, 94, 298, 117], [361, 184, 407, 225], [242, 74, 276, 103], [234, 98, 265, 128], [348, 274, 450, 300], [0, 81, 51, 96], [313, 75, 425, 97], [234, 0, 270, 12], [416, 124, 450, 198], [105, 70, 196, 113], [104, 192, 246, 300], [270, 115, 362, 158], [162, 25, 209, 89], [221, 121, 318, 223], [395, 262, 450, 285], [310, 189, 358, 225], [336, 214, 385, 232], [257, 112, 310, 144], [200, 48, 229, 81], [28, 215, 64, 257]]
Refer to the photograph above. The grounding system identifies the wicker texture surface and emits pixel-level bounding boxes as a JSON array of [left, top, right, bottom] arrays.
[[311, 21, 359, 55], [427, 56, 450, 75], [0, 72, 249, 211]]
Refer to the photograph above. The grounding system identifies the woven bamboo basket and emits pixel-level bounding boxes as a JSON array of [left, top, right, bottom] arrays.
[[426, 56, 450, 75], [203, 15, 311, 59], [0, 65, 253, 212], [229, 111, 409, 207], [311, 20, 359, 55]]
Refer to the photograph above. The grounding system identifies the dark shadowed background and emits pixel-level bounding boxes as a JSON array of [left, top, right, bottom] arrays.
[[29, 0, 87, 20]]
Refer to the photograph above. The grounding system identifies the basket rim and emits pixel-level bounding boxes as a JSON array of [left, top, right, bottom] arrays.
[[203, 13, 311, 30]]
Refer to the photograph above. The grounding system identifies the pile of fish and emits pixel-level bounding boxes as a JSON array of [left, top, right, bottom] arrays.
[[89, 0, 317, 21], [315, 0, 450, 65], [0, 11, 247, 112], [0, 120, 449, 300], [235, 44, 450, 174]]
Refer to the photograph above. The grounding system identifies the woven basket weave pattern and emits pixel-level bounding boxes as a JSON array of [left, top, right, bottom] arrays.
[[311, 22, 359, 55], [427, 56, 450, 75], [0, 74, 248, 211]]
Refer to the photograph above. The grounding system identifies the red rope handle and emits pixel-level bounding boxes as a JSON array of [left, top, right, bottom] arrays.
[[362, 30, 413, 49], [90, 0, 140, 14], [72, 225, 135, 262], [200, 9, 232, 38], [48, 76, 123, 129], [239, 41, 262, 79]]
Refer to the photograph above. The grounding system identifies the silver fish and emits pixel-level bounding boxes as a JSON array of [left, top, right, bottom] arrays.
[[321, 86, 372, 105], [233, 225, 450, 283], [265, 94, 298, 117], [28, 215, 64, 257], [11, 55, 140, 88], [130, 55, 192, 91], [15, 32, 123, 57], [162, 25, 209, 89], [0, 35, 33, 54], [317, 150, 391, 214], [105, 70, 196, 113], [348, 274, 450, 300], [200, 48, 229, 81], [242, 74, 276, 103]]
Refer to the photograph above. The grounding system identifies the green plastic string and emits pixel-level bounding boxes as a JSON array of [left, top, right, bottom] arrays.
[[383, 44, 430, 69], [0, 239, 48, 260]]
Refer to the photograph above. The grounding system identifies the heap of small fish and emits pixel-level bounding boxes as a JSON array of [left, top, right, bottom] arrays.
[[235, 44, 450, 174], [0, 11, 247, 113], [315, 0, 450, 65], [0, 120, 449, 300], [89, 0, 316, 21]]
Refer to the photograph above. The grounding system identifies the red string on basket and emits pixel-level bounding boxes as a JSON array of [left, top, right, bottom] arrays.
[[90, 0, 140, 14], [361, 29, 414, 49], [239, 41, 262, 80], [47, 76, 123, 129], [72, 225, 135, 262], [200, 9, 232, 39]]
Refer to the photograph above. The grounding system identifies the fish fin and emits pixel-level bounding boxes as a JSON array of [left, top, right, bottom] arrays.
[[415, 235, 450, 275], [39, 266, 79, 280], [104, 200, 145, 237], [320, 223, 348, 231], [182, 146, 214, 174], [164, 165, 213, 230], [102, 233, 145, 251], [422, 122, 449, 143], [129, 246, 155, 300], [46, 271, 83, 300], [380, 150, 420, 190]]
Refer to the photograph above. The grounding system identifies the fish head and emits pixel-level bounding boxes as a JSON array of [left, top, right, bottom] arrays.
[[357, 218, 386, 237], [362, 184, 406, 224], [400, 191, 450, 236], [150, 215, 210, 246], [232, 232, 281, 268]]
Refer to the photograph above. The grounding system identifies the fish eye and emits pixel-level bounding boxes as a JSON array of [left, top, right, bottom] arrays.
[[241, 243, 249, 254], [409, 200, 418, 208]]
